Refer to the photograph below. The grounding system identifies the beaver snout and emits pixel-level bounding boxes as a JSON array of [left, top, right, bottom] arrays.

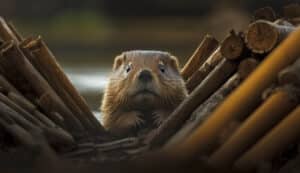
[[138, 69, 153, 83]]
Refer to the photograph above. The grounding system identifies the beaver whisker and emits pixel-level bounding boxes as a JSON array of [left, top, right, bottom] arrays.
[[101, 50, 187, 137]]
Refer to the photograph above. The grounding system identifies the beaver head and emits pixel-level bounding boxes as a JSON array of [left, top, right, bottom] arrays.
[[101, 50, 187, 136]]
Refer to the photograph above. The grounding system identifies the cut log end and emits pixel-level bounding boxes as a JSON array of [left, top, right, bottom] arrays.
[[246, 21, 279, 54], [238, 58, 260, 80], [220, 32, 244, 60]]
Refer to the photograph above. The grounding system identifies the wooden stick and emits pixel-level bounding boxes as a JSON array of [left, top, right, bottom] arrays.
[[278, 58, 300, 87], [6, 92, 58, 128], [208, 88, 298, 168], [237, 58, 259, 80], [0, 74, 21, 95], [148, 59, 237, 148], [166, 73, 241, 147], [253, 6, 276, 21], [220, 30, 245, 60], [7, 21, 23, 42], [181, 34, 219, 80], [245, 20, 295, 54], [274, 18, 294, 27], [0, 117, 36, 147], [0, 92, 45, 127], [21, 36, 104, 132], [21, 37, 96, 131], [235, 105, 300, 171], [170, 28, 300, 161], [0, 17, 19, 42], [283, 3, 300, 19], [278, 154, 300, 173], [185, 47, 223, 92], [0, 41, 84, 133], [288, 17, 300, 26]]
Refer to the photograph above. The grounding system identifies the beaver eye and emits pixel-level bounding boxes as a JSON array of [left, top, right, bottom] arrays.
[[125, 64, 132, 73], [159, 63, 166, 73]]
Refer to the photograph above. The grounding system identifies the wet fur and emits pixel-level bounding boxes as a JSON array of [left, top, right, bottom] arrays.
[[101, 50, 187, 136]]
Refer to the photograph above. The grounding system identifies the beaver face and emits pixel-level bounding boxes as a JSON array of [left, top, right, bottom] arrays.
[[101, 50, 187, 135], [109, 50, 186, 111]]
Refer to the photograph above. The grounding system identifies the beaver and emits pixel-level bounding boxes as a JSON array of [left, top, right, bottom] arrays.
[[101, 50, 187, 136]]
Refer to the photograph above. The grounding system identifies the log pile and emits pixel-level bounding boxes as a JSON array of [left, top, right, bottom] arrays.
[[0, 3, 300, 173]]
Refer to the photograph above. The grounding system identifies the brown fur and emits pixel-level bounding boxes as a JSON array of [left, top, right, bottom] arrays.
[[101, 50, 187, 136]]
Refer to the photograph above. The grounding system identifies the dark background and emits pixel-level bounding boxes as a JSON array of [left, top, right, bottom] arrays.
[[0, 0, 297, 118]]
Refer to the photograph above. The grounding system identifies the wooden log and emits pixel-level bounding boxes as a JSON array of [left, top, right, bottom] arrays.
[[0, 17, 19, 42], [278, 154, 300, 173], [7, 92, 57, 128], [7, 21, 23, 42], [237, 58, 259, 80], [43, 127, 75, 146], [288, 17, 300, 26], [0, 41, 84, 133], [0, 74, 21, 95], [166, 73, 241, 147], [235, 105, 300, 171], [208, 88, 298, 168], [274, 18, 294, 27], [21, 36, 105, 132], [0, 92, 45, 127], [170, 28, 300, 161], [96, 137, 139, 151], [181, 34, 219, 80], [185, 47, 223, 92], [148, 59, 237, 148], [0, 117, 36, 147], [245, 20, 295, 54], [0, 94, 74, 146], [278, 58, 300, 87], [283, 3, 300, 19], [220, 30, 245, 60], [253, 6, 276, 21]]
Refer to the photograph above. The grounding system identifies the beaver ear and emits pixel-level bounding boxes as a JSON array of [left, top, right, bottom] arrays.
[[113, 54, 126, 71], [169, 55, 181, 71]]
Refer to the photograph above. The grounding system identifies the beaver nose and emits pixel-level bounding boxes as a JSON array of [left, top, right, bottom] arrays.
[[138, 70, 152, 83]]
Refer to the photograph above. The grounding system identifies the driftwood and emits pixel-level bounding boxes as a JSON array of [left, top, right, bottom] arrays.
[[181, 34, 219, 80], [0, 41, 84, 133], [20, 36, 104, 133], [148, 59, 237, 148], [253, 6, 276, 21], [185, 47, 223, 92], [245, 20, 295, 54]]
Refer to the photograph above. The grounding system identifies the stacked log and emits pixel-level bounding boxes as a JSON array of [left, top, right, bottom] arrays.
[[0, 3, 300, 173], [146, 4, 300, 173]]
